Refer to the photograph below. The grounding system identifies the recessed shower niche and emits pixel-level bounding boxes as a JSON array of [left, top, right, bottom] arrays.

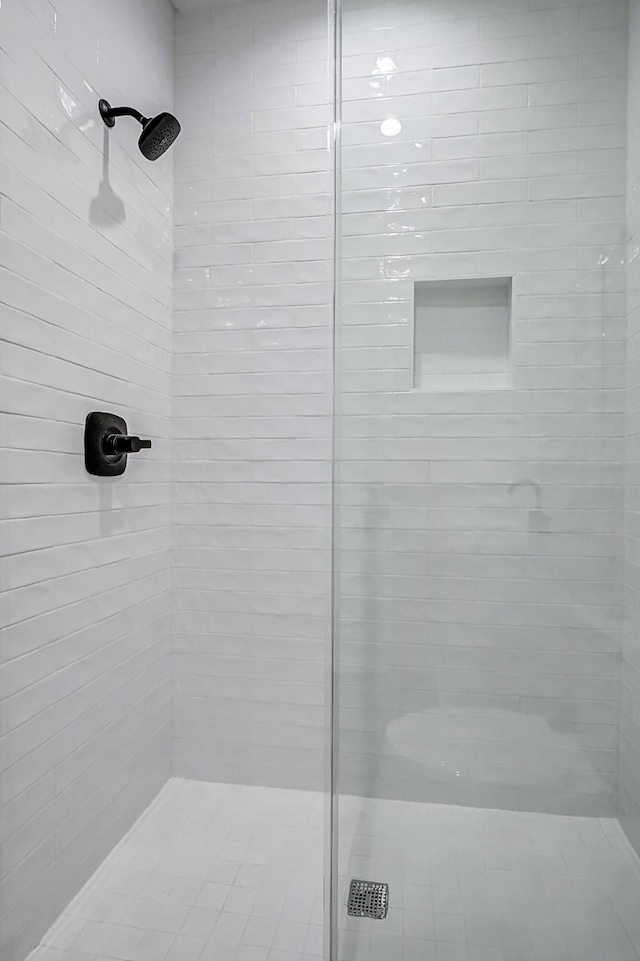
[[413, 276, 513, 392]]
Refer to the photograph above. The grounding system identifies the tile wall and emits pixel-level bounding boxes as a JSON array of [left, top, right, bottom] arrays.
[[0, 1, 174, 958], [171, 0, 333, 790], [335, 0, 628, 815]]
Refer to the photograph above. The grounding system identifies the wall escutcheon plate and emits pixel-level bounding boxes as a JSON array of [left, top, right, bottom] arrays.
[[84, 411, 130, 477]]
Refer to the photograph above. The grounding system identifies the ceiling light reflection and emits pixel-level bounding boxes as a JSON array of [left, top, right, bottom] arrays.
[[380, 118, 402, 137]]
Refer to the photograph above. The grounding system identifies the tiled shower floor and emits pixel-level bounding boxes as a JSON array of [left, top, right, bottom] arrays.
[[337, 797, 640, 961], [28, 779, 640, 961], [30, 780, 325, 961]]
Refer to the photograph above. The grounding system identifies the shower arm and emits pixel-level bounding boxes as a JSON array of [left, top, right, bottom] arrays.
[[99, 100, 148, 128]]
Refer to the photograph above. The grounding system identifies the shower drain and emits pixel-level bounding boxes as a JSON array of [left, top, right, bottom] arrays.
[[347, 879, 389, 919]]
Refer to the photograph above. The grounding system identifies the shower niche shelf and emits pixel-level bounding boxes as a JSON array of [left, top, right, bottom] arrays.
[[412, 276, 513, 392]]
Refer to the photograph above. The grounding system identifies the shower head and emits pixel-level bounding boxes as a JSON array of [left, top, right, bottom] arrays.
[[98, 99, 181, 160], [138, 112, 181, 160]]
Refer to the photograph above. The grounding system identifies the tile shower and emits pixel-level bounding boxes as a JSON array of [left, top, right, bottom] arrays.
[[2, 0, 640, 960]]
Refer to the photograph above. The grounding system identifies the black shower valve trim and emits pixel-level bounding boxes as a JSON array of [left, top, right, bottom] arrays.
[[84, 412, 152, 477]]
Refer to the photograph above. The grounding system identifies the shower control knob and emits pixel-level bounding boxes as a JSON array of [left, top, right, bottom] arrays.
[[84, 412, 152, 476], [103, 433, 152, 456]]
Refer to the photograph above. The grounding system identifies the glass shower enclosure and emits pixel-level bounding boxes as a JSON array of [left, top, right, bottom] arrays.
[[330, 0, 633, 958]]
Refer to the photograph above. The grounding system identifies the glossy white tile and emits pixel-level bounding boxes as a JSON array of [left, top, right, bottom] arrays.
[[0, 1, 174, 959]]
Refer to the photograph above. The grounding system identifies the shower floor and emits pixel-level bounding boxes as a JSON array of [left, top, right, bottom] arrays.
[[29, 780, 325, 961], [28, 779, 640, 961]]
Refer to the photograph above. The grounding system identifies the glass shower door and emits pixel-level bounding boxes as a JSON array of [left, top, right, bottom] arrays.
[[331, 0, 634, 958]]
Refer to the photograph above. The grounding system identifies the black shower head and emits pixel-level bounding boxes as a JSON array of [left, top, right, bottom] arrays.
[[138, 112, 181, 160], [99, 99, 181, 160]]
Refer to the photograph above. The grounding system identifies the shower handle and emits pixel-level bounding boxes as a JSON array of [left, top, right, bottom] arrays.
[[103, 432, 152, 456]]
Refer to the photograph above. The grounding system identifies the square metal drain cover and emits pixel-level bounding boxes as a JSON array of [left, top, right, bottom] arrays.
[[347, 879, 389, 919]]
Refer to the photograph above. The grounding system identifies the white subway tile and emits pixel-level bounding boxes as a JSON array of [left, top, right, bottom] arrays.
[[171, 0, 332, 801], [1, 1, 174, 956], [336, 0, 626, 821]]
